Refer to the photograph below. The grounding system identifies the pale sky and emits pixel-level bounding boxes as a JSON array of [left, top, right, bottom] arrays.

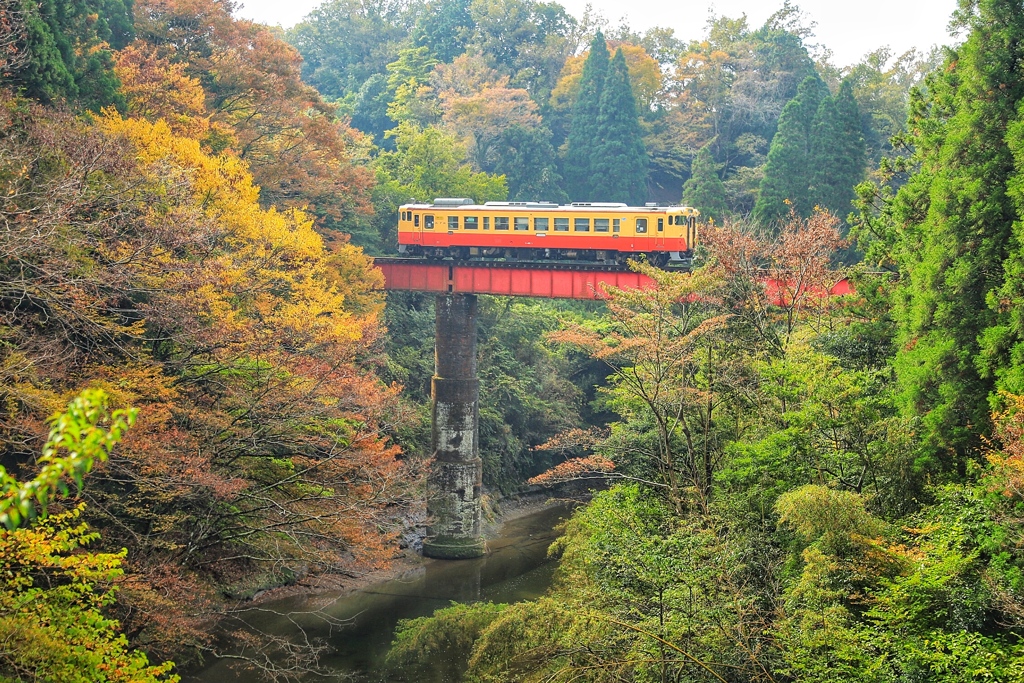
[[233, 0, 959, 67]]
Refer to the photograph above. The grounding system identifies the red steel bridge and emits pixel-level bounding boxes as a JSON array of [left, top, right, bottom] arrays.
[[374, 257, 854, 301], [377, 257, 663, 299]]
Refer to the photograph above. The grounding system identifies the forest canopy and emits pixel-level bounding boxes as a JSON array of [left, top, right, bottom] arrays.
[[6, 0, 1022, 681]]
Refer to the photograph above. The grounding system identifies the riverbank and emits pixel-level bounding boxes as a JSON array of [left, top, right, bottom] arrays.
[[188, 499, 582, 682], [246, 490, 586, 608]]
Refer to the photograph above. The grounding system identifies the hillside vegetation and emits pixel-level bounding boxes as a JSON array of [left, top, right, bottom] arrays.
[[2, 0, 1023, 680]]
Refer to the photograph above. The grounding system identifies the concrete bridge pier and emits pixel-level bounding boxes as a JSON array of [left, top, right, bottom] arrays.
[[422, 293, 486, 559]]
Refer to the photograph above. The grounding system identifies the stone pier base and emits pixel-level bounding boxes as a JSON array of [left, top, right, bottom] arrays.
[[423, 294, 485, 559]]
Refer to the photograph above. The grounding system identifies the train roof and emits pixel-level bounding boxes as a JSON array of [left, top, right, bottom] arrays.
[[399, 198, 699, 214]]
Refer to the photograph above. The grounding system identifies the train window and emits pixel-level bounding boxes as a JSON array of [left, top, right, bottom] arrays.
[[613, 219, 620, 233], [658, 218, 664, 232], [594, 218, 609, 232], [495, 217, 509, 230], [534, 217, 549, 231], [514, 217, 530, 231], [464, 216, 478, 229], [448, 215, 459, 230], [554, 218, 569, 232], [425, 215, 434, 229], [574, 218, 590, 232], [673, 215, 683, 225], [636, 218, 648, 233], [414, 214, 420, 227], [484, 217, 490, 230]]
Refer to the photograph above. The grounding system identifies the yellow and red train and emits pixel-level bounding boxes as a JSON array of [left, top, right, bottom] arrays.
[[397, 199, 699, 266]]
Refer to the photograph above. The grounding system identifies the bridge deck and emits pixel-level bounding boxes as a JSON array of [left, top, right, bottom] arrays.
[[374, 258, 855, 302], [375, 258, 657, 300]]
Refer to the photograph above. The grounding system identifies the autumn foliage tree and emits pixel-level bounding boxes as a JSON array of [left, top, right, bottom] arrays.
[[0, 92, 407, 663], [129, 0, 375, 239], [701, 209, 848, 356]]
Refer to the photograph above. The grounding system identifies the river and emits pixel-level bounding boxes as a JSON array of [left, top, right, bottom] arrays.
[[187, 502, 573, 682]]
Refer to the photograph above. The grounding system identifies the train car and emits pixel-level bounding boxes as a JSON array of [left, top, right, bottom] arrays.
[[396, 199, 699, 266]]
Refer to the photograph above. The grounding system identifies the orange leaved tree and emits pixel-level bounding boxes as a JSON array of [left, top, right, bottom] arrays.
[[549, 262, 730, 513]]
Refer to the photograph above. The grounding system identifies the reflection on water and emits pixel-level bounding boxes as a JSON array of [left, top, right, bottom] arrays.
[[188, 503, 572, 682]]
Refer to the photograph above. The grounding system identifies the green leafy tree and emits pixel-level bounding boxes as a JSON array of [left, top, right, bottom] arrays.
[[396, 485, 772, 683], [1, 389, 135, 530], [682, 140, 728, 223], [386, 46, 439, 124], [375, 123, 507, 203], [981, 23, 1024, 400], [351, 73, 397, 149], [564, 30, 608, 201], [0, 506, 179, 683], [385, 602, 508, 682], [413, 0, 474, 62], [842, 46, 941, 160], [550, 263, 730, 511], [372, 123, 507, 250], [494, 124, 568, 203], [666, 9, 819, 210], [740, 5, 819, 138], [466, 0, 574, 97], [286, 0, 415, 99], [753, 75, 828, 225], [833, 79, 868, 205], [776, 481, 1024, 683], [0, 389, 176, 682], [591, 48, 649, 205], [808, 94, 844, 206]]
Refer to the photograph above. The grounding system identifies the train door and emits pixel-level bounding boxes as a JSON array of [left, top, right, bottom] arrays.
[[654, 215, 666, 250], [411, 211, 422, 245]]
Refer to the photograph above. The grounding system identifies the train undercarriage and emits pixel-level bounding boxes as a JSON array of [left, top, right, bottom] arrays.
[[398, 244, 689, 268]]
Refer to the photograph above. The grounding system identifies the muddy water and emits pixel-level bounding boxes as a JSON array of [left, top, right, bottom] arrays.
[[187, 503, 573, 682]]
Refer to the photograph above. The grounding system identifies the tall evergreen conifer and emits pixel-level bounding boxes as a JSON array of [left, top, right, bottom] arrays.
[[564, 31, 609, 201], [590, 48, 648, 205], [869, 0, 1024, 465], [834, 79, 867, 195], [13, 0, 131, 110], [683, 141, 728, 223], [810, 79, 866, 219], [808, 96, 843, 211], [987, 106, 1024, 398], [753, 75, 828, 225]]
